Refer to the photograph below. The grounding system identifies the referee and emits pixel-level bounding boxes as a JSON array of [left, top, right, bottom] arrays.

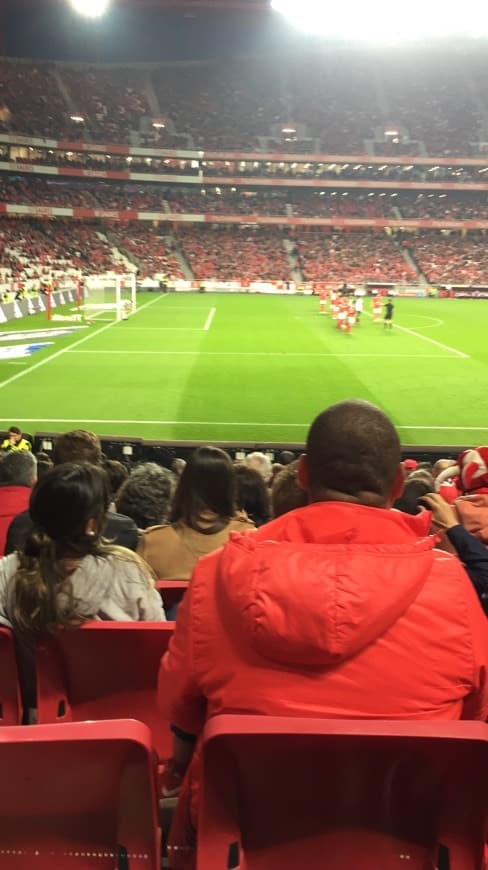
[[384, 299, 395, 330]]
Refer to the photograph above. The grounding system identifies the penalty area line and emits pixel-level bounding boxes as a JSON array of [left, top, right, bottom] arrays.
[[204, 307, 216, 332], [0, 293, 168, 392], [363, 311, 469, 359]]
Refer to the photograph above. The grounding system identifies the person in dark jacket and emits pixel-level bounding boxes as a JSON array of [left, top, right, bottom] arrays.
[[421, 492, 488, 615]]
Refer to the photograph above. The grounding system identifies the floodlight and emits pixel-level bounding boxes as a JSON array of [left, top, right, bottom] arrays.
[[68, 0, 111, 18], [271, 0, 486, 41], [70, 114, 85, 123]]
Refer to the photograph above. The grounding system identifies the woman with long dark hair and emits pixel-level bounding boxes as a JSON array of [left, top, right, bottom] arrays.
[[138, 446, 254, 579], [0, 462, 165, 640]]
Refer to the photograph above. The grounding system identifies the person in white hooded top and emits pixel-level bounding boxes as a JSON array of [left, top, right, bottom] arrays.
[[0, 462, 165, 637]]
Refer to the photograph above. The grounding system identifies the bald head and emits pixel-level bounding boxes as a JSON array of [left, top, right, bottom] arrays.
[[432, 458, 456, 479], [304, 400, 402, 506]]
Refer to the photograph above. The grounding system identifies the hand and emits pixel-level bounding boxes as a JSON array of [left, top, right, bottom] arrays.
[[418, 492, 459, 530]]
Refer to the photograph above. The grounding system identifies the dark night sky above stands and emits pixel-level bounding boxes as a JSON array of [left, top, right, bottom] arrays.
[[0, 0, 287, 62]]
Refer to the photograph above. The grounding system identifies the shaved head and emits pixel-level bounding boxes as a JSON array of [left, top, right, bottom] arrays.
[[305, 400, 402, 506], [432, 458, 456, 479]]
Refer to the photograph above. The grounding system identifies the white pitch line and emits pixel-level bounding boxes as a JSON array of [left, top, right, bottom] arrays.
[[0, 293, 168, 392], [204, 307, 216, 332], [364, 311, 468, 358], [393, 322, 469, 358], [2, 419, 488, 432], [66, 351, 458, 359]]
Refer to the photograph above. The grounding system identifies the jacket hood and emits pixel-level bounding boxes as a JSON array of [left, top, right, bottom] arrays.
[[217, 503, 436, 668]]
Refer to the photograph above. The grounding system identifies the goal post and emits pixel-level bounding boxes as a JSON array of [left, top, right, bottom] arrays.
[[115, 273, 137, 321], [75, 273, 137, 322]]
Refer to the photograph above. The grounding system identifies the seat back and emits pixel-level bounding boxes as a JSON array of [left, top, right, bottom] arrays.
[[36, 622, 174, 760], [155, 580, 189, 612], [198, 716, 488, 870], [0, 719, 160, 869], [0, 628, 22, 725]]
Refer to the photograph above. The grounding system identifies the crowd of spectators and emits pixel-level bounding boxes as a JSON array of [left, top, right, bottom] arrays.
[[288, 53, 381, 153], [177, 226, 291, 282], [0, 61, 80, 140], [380, 50, 482, 156], [6, 214, 488, 287], [106, 222, 185, 279], [295, 229, 416, 284], [5, 177, 488, 223], [0, 53, 486, 156], [61, 67, 151, 144], [0, 218, 118, 282], [289, 192, 397, 219], [3, 410, 488, 867], [153, 59, 287, 151], [398, 193, 488, 221], [404, 230, 488, 285], [165, 188, 289, 215]]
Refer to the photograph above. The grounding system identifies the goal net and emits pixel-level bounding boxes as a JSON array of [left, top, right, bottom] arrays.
[[78, 274, 137, 322]]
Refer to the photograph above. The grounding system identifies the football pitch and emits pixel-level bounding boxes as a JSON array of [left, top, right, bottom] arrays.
[[0, 292, 487, 447]]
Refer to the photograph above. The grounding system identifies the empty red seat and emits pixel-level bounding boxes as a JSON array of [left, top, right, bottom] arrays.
[[198, 715, 488, 869], [0, 719, 160, 869], [36, 622, 174, 762]]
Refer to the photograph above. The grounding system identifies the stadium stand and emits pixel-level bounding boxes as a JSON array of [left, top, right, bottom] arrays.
[[61, 67, 151, 144], [178, 226, 292, 282], [295, 230, 415, 284], [106, 222, 185, 279], [0, 52, 485, 155], [404, 231, 488, 284], [153, 59, 288, 150], [4, 22, 488, 870], [0, 61, 79, 140], [3, 179, 488, 223], [0, 218, 120, 281], [164, 188, 289, 216], [380, 50, 482, 156]]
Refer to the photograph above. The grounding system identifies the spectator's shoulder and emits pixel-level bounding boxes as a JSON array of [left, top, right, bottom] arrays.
[[109, 511, 137, 529], [104, 511, 138, 552], [141, 524, 169, 536]]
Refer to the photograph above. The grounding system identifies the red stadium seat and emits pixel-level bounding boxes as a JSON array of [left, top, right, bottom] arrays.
[[0, 627, 22, 726], [198, 716, 488, 869], [35, 622, 174, 762], [155, 580, 189, 612], [0, 719, 160, 869]]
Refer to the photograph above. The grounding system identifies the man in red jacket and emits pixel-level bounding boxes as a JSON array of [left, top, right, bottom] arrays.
[[0, 451, 37, 556], [159, 400, 488, 868]]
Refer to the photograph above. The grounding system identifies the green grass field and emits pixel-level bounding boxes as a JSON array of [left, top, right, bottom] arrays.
[[0, 292, 487, 447]]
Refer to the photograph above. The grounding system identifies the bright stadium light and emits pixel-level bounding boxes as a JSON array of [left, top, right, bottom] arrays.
[[271, 0, 486, 41], [68, 0, 111, 18]]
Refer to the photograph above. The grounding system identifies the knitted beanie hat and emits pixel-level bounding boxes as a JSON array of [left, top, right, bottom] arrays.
[[436, 447, 488, 494]]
